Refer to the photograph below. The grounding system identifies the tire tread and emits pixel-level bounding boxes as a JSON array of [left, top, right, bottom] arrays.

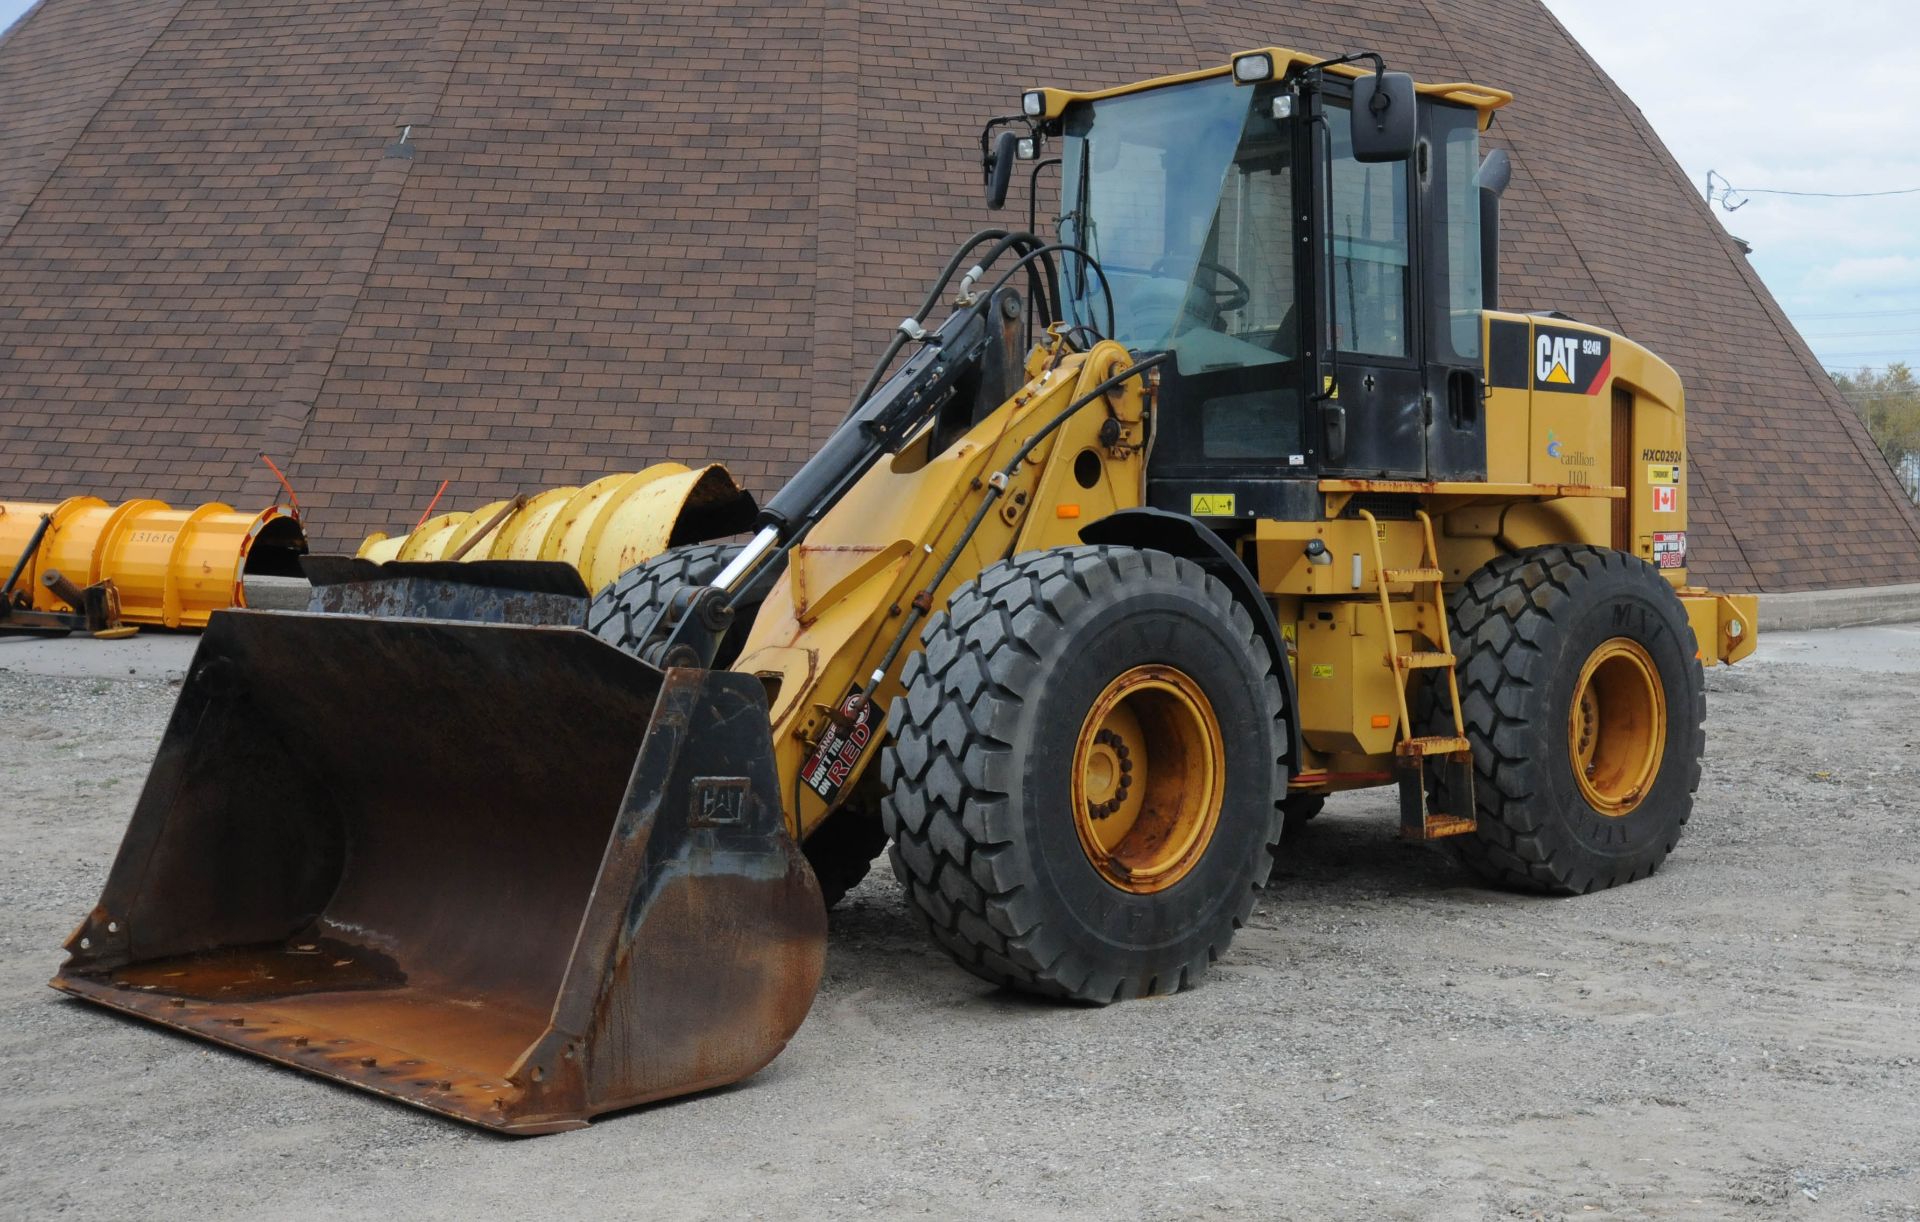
[[880, 545, 1287, 1001]]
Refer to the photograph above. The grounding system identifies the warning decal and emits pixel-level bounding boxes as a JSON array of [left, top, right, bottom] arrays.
[[1653, 531, 1687, 570], [1532, 325, 1613, 396], [801, 689, 885, 805]]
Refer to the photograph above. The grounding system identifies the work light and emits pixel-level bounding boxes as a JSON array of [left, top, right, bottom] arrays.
[[1232, 52, 1274, 83]]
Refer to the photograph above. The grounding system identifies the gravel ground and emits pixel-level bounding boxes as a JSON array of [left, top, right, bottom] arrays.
[[0, 633, 1916, 1220]]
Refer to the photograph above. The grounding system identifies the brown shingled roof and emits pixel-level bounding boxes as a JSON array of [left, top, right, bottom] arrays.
[[2, 0, 1916, 591]]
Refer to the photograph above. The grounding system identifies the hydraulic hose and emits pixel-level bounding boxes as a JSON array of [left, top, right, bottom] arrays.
[[848, 229, 1050, 416], [974, 242, 1116, 342]]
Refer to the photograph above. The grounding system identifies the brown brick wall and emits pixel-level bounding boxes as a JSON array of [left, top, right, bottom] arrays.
[[2, 0, 1916, 589]]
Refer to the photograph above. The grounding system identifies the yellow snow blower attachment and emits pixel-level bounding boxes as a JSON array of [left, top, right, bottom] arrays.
[[51, 591, 825, 1134]]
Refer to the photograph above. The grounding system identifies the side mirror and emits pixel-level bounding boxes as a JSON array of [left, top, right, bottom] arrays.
[[1349, 71, 1417, 163], [984, 130, 1019, 210]]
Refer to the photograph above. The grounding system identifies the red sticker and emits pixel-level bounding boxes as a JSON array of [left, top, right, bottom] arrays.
[[801, 689, 885, 804]]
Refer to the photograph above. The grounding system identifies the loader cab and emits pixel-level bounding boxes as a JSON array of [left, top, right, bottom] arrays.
[[1048, 58, 1501, 521]]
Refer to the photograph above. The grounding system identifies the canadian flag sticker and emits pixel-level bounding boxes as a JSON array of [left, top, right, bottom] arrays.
[[1651, 486, 1677, 514]]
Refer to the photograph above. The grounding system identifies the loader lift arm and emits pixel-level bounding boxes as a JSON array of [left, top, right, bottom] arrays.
[[634, 230, 1129, 677]]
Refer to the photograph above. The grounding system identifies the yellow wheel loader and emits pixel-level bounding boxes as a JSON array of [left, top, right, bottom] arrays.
[[53, 45, 1757, 1133]]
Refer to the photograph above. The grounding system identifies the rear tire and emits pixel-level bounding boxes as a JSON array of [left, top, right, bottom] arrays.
[[589, 543, 879, 908], [1430, 545, 1705, 894], [880, 545, 1287, 1002]]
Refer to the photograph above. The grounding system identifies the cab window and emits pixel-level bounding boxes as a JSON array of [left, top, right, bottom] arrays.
[[1326, 101, 1411, 359]]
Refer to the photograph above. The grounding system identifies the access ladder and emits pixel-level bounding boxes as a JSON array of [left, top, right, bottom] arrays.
[[1355, 509, 1478, 840]]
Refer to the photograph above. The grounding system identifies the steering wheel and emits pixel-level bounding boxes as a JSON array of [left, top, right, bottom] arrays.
[[1151, 255, 1252, 314]]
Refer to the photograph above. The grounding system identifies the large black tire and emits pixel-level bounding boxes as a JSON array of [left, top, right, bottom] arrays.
[[587, 542, 745, 664], [588, 543, 880, 907], [1429, 545, 1706, 894], [880, 545, 1287, 1002]]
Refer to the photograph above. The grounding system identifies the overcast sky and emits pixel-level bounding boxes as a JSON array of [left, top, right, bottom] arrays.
[[1543, 0, 1920, 374], [2, 0, 1915, 372]]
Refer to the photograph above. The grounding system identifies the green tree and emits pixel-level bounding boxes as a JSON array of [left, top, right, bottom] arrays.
[[1832, 363, 1920, 502]]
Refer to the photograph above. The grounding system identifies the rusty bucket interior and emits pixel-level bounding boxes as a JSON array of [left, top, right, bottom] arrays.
[[52, 610, 826, 1134]]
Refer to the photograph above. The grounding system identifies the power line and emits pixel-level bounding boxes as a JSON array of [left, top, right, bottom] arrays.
[[1705, 169, 1920, 212], [1739, 186, 1920, 199]]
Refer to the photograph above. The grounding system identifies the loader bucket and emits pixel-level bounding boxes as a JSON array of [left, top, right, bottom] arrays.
[[51, 611, 826, 1134]]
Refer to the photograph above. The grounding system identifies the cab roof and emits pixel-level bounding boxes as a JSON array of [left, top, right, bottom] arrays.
[[1024, 46, 1513, 131]]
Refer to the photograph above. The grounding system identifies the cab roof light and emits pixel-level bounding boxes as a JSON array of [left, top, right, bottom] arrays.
[[1021, 90, 1045, 118], [1232, 52, 1275, 84]]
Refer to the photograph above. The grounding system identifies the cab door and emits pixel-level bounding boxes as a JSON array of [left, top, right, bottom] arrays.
[[1311, 88, 1425, 479], [1419, 101, 1491, 482]]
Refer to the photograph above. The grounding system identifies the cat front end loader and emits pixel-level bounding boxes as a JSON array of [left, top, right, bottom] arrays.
[[55, 45, 1756, 1133]]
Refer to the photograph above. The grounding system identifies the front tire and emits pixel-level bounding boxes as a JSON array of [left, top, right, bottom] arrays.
[[1434, 545, 1706, 894], [880, 546, 1287, 1002]]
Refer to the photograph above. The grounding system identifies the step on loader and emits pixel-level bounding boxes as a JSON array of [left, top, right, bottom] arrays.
[[55, 44, 1757, 1132]]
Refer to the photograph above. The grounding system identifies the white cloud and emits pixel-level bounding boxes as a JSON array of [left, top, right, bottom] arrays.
[[1823, 255, 1920, 291], [1542, 0, 1920, 368]]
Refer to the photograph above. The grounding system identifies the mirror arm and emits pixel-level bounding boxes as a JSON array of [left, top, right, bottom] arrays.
[[1302, 51, 1387, 78], [1027, 157, 1062, 238]]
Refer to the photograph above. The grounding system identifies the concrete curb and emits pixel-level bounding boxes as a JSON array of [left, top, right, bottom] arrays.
[[1758, 582, 1920, 632], [240, 574, 312, 612]]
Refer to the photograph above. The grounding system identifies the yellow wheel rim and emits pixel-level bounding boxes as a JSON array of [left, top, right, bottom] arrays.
[[1070, 665, 1225, 893], [1568, 638, 1667, 817]]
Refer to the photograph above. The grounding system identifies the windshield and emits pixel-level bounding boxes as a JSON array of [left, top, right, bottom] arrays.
[[1058, 77, 1254, 352]]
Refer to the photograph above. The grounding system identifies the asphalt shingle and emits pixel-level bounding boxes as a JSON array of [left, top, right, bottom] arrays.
[[0, 0, 1915, 591]]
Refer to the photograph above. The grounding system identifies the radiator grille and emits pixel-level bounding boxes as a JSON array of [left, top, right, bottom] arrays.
[[1611, 387, 1634, 550]]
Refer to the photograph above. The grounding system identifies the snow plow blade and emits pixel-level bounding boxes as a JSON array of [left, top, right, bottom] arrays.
[[51, 610, 826, 1134]]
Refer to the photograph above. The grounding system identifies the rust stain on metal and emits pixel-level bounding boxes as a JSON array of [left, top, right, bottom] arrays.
[[1319, 478, 1625, 500], [51, 612, 826, 1134]]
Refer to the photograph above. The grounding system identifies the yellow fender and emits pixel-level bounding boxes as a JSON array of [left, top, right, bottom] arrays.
[[356, 464, 753, 594]]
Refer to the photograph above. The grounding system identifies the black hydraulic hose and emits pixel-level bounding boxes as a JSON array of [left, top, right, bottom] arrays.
[[977, 242, 1115, 341], [965, 230, 1058, 332], [856, 351, 1169, 706], [845, 229, 1021, 416], [847, 228, 1056, 418]]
